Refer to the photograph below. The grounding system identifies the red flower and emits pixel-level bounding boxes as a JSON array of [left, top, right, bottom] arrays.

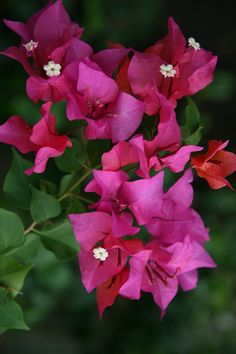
[[191, 140, 236, 189]]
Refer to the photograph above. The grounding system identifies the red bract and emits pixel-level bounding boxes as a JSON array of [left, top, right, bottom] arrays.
[[0, 102, 72, 174], [191, 140, 236, 189], [66, 60, 145, 143], [128, 17, 217, 115], [96, 267, 129, 319], [2, 0, 93, 103]]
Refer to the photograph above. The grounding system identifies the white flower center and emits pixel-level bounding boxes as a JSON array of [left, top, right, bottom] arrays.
[[23, 40, 38, 52], [43, 61, 62, 77], [93, 247, 109, 262], [188, 37, 200, 51], [160, 64, 176, 78]]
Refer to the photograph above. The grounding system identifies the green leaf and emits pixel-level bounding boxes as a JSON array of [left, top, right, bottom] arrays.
[[184, 126, 203, 146], [0, 209, 24, 254], [3, 150, 35, 210], [181, 98, 203, 145], [6, 233, 43, 263], [34, 221, 80, 260], [39, 179, 58, 197], [59, 173, 77, 195], [87, 139, 110, 167], [67, 196, 86, 213], [0, 255, 32, 297], [55, 139, 85, 173], [0, 290, 29, 331], [30, 186, 62, 223]]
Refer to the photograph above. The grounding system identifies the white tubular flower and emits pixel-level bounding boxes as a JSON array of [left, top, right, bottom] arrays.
[[160, 64, 176, 78], [188, 37, 200, 51], [93, 247, 109, 262], [43, 61, 62, 77], [23, 40, 38, 52]]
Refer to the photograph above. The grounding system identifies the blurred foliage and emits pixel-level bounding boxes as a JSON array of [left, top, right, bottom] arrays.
[[0, 0, 235, 353]]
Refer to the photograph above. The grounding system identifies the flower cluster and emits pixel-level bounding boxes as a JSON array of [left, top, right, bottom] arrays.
[[1, 0, 236, 318]]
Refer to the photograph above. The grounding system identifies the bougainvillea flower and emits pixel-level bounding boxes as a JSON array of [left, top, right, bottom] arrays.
[[69, 211, 143, 292], [102, 91, 202, 177], [120, 237, 216, 315], [84, 170, 139, 237], [0, 102, 72, 174], [128, 17, 217, 114], [2, 0, 93, 102], [191, 140, 236, 190], [121, 170, 194, 228], [145, 169, 209, 244], [101, 91, 197, 177], [102, 135, 202, 178], [120, 172, 165, 225], [66, 60, 145, 143]]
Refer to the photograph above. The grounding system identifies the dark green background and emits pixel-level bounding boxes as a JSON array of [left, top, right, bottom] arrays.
[[0, 0, 236, 353]]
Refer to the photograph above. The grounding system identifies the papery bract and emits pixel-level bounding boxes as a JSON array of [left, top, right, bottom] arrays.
[[96, 267, 129, 319], [66, 60, 145, 143], [145, 169, 209, 244], [191, 140, 236, 189], [0, 102, 72, 174], [84, 170, 139, 237]]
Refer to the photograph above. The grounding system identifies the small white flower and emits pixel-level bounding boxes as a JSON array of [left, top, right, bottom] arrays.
[[43, 61, 62, 77], [23, 40, 38, 52], [160, 64, 176, 78], [188, 37, 200, 51], [93, 247, 109, 262]]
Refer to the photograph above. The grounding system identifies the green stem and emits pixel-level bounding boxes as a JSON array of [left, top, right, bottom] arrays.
[[77, 195, 94, 204], [58, 166, 98, 202], [24, 221, 37, 235], [80, 127, 91, 169]]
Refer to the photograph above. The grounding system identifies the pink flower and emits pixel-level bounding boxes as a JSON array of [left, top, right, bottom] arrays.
[[85, 169, 194, 229], [120, 172, 165, 225], [66, 60, 145, 142], [120, 169, 195, 228], [84, 170, 139, 237], [69, 212, 143, 293], [120, 237, 216, 316], [102, 91, 203, 177], [145, 169, 209, 244], [128, 17, 217, 114], [0, 102, 72, 174], [2, 0, 93, 103]]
